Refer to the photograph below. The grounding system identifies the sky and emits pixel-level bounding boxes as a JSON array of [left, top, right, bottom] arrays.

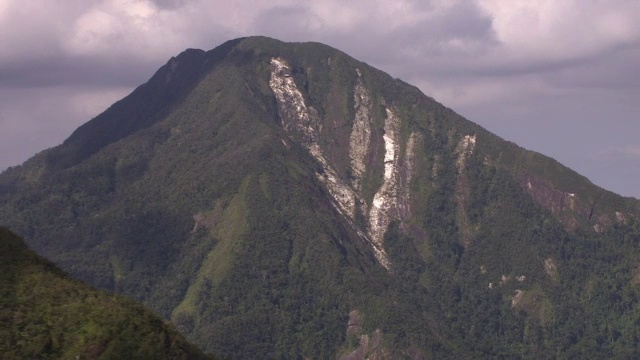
[[1, 0, 639, 198]]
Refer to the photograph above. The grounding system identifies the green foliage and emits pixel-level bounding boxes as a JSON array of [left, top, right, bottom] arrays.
[[1, 35, 640, 359], [0, 227, 214, 359]]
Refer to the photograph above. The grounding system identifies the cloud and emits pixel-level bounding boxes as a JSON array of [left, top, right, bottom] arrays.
[[0, 55, 160, 88], [3, 0, 637, 94], [248, 0, 499, 88], [597, 145, 640, 159], [477, 0, 640, 63], [63, 0, 190, 60], [150, 0, 187, 10]]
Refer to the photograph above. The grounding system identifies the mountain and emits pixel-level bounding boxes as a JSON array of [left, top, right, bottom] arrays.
[[0, 227, 214, 359], [2, 36, 640, 358]]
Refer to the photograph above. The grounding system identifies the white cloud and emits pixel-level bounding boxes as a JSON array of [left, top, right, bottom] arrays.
[[477, 0, 640, 65], [64, 0, 190, 60]]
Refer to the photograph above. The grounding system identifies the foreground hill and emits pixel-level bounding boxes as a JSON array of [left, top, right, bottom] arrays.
[[2, 36, 640, 358], [0, 227, 214, 359]]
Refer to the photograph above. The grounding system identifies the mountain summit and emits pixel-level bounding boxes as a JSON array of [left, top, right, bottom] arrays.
[[2, 36, 640, 358]]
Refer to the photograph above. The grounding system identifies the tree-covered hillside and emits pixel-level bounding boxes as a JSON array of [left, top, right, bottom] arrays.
[[1, 36, 640, 358], [0, 227, 215, 359]]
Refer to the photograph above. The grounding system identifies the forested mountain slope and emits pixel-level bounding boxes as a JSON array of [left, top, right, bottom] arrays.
[[0, 227, 214, 359], [1, 36, 640, 358]]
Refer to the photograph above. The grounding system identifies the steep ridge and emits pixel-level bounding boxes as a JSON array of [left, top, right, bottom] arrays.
[[2, 36, 640, 358], [0, 227, 214, 359], [45, 39, 245, 171]]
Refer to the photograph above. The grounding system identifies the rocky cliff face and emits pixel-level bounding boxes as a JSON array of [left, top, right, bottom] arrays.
[[269, 56, 444, 270]]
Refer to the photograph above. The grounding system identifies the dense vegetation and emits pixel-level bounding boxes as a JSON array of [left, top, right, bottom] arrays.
[[1, 36, 640, 358], [0, 227, 214, 359]]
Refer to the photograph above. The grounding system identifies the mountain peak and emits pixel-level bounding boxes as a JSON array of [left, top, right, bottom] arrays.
[[2, 37, 640, 358]]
